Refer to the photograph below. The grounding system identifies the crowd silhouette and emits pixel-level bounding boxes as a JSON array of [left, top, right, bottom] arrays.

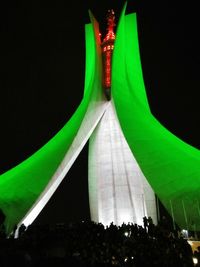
[[0, 209, 200, 266]]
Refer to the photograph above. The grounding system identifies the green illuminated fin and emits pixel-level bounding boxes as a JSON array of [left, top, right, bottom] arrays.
[[112, 5, 200, 230]]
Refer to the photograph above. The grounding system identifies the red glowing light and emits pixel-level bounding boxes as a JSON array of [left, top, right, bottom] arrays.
[[101, 9, 116, 91]]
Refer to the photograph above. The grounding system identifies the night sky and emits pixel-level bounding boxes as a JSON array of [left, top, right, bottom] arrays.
[[1, 0, 200, 225]]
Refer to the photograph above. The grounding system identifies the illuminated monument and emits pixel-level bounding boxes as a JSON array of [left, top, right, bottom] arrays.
[[1, 3, 200, 233]]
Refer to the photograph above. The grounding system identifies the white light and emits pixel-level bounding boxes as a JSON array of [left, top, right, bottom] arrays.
[[124, 232, 129, 237], [181, 229, 188, 238], [124, 257, 128, 262], [193, 257, 198, 265]]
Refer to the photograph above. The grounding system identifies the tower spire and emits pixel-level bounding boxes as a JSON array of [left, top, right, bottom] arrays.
[[105, 9, 116, 37], [101, 9, 116, 100]]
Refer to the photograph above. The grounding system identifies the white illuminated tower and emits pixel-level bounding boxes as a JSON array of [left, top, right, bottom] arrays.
[[89, 102, 157, 226], [88, 10, 157, 226]]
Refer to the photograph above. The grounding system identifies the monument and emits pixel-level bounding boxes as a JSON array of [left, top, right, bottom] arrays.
[[0, 3, 200, 234]]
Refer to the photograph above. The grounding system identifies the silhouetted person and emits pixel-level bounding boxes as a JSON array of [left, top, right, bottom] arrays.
[[147, 216, 154, 236], [143, 216, 148, 232], [18, 223, 26, 237]]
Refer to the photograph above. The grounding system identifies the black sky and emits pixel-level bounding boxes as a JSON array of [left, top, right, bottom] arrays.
[[1, 0, 200, 225]]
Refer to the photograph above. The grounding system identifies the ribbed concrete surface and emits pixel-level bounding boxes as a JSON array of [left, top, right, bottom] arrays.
[[89, 101, 157, 226]]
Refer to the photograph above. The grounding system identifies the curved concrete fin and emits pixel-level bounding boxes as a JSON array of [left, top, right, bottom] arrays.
[[112, 7, 200, 230], [0, 12, 105, 233]]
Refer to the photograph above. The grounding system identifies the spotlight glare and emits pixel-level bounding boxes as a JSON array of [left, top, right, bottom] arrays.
[[193, 257, 198, 265]]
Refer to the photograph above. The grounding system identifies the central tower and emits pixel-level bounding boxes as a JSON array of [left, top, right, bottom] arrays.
[[88, 9, 157, 226]]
